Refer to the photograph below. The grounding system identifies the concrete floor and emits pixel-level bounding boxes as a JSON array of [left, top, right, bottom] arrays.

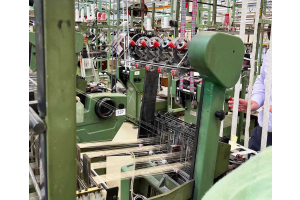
[[106, 122, 138, 197]]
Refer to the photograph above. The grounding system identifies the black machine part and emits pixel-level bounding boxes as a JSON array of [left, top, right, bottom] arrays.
[[95, 97, 116, 118], [215, 110, 226, 121], [138, 70, 159, 138], [29, 106, 46, 134]]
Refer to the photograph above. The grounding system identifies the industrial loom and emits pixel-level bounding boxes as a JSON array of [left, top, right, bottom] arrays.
[[74, 32, 244, 200], [28, 1, 244, 199]]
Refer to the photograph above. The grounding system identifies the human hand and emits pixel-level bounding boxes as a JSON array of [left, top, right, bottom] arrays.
[[228, 98, 259, 113]]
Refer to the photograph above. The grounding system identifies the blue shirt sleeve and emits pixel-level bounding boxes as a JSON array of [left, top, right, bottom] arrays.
[[251, 51, 268, 107]]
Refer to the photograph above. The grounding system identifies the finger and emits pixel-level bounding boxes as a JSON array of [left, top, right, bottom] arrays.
[[228, 101, 234, 104]]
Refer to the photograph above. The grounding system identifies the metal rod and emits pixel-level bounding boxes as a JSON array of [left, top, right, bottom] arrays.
[[124, 60, 192, 69], [212, 0, 217, 25], [186, 0, 232, 8], [91, 169, 109, 190], [152, 3, 155, 29], [29, 164, 42, 200]]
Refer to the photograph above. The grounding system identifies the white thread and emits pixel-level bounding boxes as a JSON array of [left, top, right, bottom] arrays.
[[231, 0, 248, 138], [244, 0, 262, 148], [261, 34, 272, 150]]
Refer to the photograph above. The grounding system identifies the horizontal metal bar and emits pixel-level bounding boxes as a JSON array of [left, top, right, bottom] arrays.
[[29, 106, 46, 134]]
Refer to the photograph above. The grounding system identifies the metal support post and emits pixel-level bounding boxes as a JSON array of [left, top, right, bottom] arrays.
[[207, 0, 212, 25], [167, 72, 171, 111], [212, 0, 217, 25], [152, 3, 155, 29], [193, 81, 226, 199], [43, 0, 77, 199]]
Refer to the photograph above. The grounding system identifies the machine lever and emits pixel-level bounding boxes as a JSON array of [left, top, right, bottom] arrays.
[[29, 106, 46, 134]]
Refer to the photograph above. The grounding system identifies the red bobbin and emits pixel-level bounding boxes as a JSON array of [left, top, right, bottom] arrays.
[[130, 40, 136, 46], [177, 41, 187, 50], [135, 63, 139, 69], [145, 65, 150, 71], [230, 97, 233, 101], [158, 67, 163, 73], [171, 69, 177, 76], [140, 40, 147, 47], [153, 40, 160, 48], [168, 41, 175, 49]]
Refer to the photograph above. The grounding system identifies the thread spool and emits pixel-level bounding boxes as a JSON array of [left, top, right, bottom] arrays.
[[177, 41, 187, 50], [146, 17, 152, 30], [163, 15, 170, 28], [153, 40, 159, 48], [75, 6, 80, 22], [91, 3, 95, 19], [80, 7, 85, 22], [140, 40, 147, 47], [168, 41, 175, 49], [129, 40, 136, 46], [223, 13, 230, 28], [158, 67, 163, 73], [102, 11, 106, 20], [145, 65, 150, 71], [86, 5, 90, 19], [97, 12, 101, 21], [171, 69, 177, 76]]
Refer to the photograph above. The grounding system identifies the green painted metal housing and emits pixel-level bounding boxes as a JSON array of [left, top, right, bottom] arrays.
[[43, 0, 77, 199], [188, 32, 244, 200], [188, 31, 244, 88], [76, 92, 127, 143]]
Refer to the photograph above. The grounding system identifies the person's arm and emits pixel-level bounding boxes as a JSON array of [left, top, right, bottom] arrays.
[[251, 51, 268, 108], [228, 52, 268, 112]]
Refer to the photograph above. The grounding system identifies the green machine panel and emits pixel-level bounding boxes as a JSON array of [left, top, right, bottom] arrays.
[[76, 92, 127, 143]]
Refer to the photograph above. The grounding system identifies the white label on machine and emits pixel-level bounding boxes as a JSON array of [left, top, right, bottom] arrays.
[[134, 71, 140, 76], [129, 87, 133, 91], [116, 109, 126, 116], [190, 111, 197, 116]]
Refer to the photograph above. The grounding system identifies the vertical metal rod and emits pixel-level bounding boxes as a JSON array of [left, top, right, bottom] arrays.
[[207, 0, 212, 25], [167, 72, 171, 111], [152, 3, 155, 29], [34, 0, 47, 199], [212, 0, 217, 25], [231, 0, 236, 21], [170, 0, 174, 20], [257, 30, 264, 74], [263, 0, 267, 15], [227, 0, 231, 13]]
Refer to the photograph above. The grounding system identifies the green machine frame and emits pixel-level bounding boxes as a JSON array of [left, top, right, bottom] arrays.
[[120, 32, 244, 200], [33, 0, 77, 199]]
